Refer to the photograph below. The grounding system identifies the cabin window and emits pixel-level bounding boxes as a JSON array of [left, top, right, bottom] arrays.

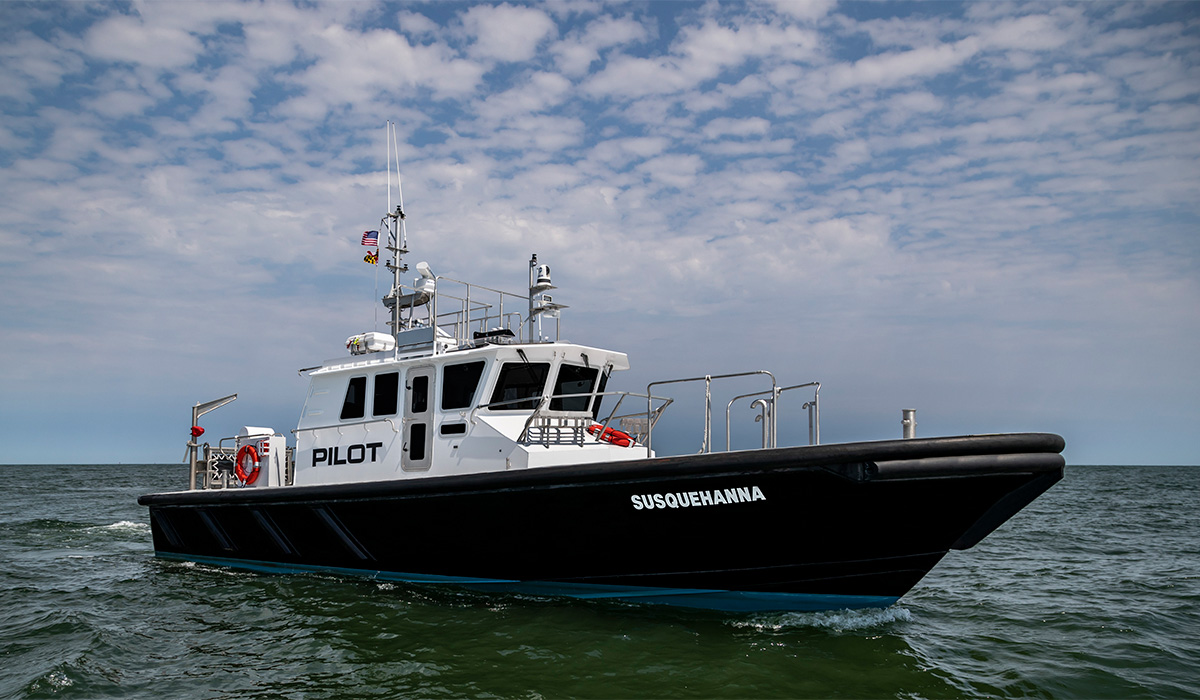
[[489, 362, 550, 410], [409, 423, 427, 461], [551, 364, 599, 412], [373, 372, 399, 417], [442, 361, 486, 410], [340, 376, 367, 420], [410, 374, 429, 414]]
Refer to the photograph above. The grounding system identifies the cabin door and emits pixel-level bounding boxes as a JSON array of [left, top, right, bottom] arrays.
[[402, 366, 435, 471]]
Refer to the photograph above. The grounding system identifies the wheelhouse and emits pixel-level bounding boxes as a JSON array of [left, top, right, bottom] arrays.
[[290, 339, 637, 486]]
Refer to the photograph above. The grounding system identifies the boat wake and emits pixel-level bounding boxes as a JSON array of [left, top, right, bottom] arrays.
[[89, 520, 150, 534], [730, 606, 913, 633]]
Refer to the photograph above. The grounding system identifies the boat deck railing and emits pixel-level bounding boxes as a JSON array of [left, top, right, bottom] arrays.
[[489, 372, 819, 457], [190, 440, 296, 490], [647, 372, 821, 455], [474, 390, 674, 449], [192, 443, 237, 490], [390, 275, 556, 352]]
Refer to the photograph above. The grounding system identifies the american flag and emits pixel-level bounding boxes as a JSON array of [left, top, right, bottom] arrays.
[[361, 230, 379, 246]]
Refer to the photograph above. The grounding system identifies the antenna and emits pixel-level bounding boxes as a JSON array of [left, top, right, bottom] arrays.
[[382, 121, 411, 343], [393, 124, 406, 252], [386, 121, 392, 221]]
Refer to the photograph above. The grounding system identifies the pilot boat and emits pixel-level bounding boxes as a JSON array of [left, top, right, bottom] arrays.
[[139, 138, 1064, 613]]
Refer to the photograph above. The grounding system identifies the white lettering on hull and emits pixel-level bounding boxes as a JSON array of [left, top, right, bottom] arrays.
[[631, 486, 766, 510]]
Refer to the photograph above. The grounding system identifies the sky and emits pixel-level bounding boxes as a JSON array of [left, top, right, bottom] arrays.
[[0, 0, 1197, 466]]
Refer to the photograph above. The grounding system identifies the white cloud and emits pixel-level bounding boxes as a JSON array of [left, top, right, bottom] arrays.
[[585, 20, 820, 98], [826, 36, 982, 92], [290, 25, 482, 107], [475, 71, 573, 122], [0, 31, 86, 101], [552, 15, 651, 76], [981, 13, 1071, 51], [589, 137, 671, 168], [85, 90, 157, 119], [83, 15, 204, 69], [221, 139, 289, 169], [636, 153, 705, 189], [460, 4, 557, 62], [175, 64, 260, 129], [702, 116, 771, 139], [758, 0, 837, 22], [396, 10, 439, 37]]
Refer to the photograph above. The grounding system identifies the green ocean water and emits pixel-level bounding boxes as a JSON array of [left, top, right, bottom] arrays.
[[1, 464, 1196, 699]]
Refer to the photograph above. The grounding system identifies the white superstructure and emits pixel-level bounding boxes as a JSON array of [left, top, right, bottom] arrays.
[[292, 337, 645, 486]]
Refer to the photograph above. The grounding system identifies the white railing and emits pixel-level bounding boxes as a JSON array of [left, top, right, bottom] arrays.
[[388, 274, 556, 353], [647, 372, 821, 456]]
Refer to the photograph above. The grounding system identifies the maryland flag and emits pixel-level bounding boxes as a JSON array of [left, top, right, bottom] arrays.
[[363, 249, 379, 265]]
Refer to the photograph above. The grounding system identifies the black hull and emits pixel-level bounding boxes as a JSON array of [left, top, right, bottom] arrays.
[[139, 434, 1064, 612]]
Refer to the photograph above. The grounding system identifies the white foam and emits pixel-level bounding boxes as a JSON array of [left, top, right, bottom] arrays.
[[730, 606, 913, 633], [86, 520, 151, 534], [46, 671, 73, 689], [104, 520, 150, 532]]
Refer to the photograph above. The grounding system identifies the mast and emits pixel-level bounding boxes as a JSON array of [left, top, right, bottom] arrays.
[[383, 121, 408, 340]]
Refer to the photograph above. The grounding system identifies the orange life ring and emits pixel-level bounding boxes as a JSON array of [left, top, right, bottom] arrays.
[[588, 424, 634, 448], [235, 444, 260, 484]]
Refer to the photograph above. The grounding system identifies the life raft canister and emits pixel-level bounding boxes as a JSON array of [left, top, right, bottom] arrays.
[[234, 444, 260, 484], [588, 424, 635, 448]]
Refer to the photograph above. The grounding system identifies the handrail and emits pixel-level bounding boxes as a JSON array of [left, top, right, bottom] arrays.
[[725, 381, 821, 450], [432, 275, 534, 349], [465, 389, 672, 447], [647, 371, 776, 455], [591, 391, 674, 455], [795, 381, 821, 446], [726, 389, 774, 450], [515, 395, 554, 443], [293, 417, 401, 435], [389, 274, 533, 354], [724, 384, 820, 449]]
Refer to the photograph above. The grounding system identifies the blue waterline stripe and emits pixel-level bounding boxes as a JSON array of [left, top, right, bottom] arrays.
[[157, 553, 898, 612]]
